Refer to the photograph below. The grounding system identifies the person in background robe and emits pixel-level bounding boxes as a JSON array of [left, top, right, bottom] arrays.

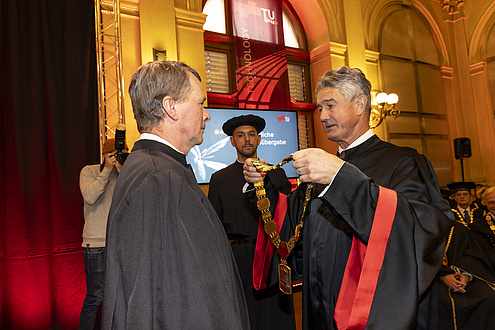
[[102, 61, 249, 329], [471, 186, 495, 264], [208, 114, 295, 330], [474, 183, 487, 211], [437, 219, 495, 330], [243, 66, 454, 329], [447, 181, 485, 227]]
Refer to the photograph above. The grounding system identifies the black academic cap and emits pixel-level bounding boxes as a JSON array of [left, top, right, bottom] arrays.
[[222, 114, 266, 136], [440, 188, 454, 197], [447, 181, 476, 192]]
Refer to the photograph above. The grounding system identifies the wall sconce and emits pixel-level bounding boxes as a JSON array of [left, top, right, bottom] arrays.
[[369, 91, 400, 129]]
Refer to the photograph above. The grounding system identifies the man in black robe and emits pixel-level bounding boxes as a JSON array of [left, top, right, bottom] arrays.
[[447, 181, 485, 227], [244, 66, 454, 329], [437, 220, 495, 329], [208, 114, 295, 330], [102, 61, 249, 329]]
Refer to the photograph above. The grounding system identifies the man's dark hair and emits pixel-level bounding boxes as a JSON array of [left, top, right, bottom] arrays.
[[129, 61, 201, 133]]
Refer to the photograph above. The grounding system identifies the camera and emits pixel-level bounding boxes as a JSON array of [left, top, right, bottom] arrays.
[[114, 123, 129, 165]]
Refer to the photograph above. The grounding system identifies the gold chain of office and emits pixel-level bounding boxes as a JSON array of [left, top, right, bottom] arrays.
[[251, 156, 313, 264]]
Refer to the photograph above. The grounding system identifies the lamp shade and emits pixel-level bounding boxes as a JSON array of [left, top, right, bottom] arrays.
[[387, 93, 399, 104], [376, 92, 388, 104]]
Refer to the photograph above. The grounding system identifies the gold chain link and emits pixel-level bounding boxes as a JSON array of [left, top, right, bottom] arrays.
[[252, 156, 312, 260]]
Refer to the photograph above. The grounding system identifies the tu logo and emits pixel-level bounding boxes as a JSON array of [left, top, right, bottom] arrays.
[[261, 8, 277, 25]]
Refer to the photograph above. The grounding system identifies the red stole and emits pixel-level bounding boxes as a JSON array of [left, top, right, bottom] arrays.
[[334, 186, 398, 329], [253, 192, 287, 290]]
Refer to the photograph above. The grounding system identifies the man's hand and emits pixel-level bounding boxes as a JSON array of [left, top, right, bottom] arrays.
[[115, 159, 123, 173], [292, 148, 345, 184], [243, 158, 266, 183], [104, 152, 118, 171], [441, 273, 469, 293]]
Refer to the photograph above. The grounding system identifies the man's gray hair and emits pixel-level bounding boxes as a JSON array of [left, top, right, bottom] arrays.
[[482, 186, 495, 204], [129, 61, 201, 133], [315, 66, 372, 116]]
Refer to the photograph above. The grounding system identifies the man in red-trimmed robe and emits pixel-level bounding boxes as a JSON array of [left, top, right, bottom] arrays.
[[244, 66, 453, 329]]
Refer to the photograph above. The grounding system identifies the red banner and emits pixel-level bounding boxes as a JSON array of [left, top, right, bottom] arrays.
[[230, 0, 290, 109]]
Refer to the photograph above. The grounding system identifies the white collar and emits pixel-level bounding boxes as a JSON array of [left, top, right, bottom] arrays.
[[139, 133, 183, 154], [338, 129, 375, 154]]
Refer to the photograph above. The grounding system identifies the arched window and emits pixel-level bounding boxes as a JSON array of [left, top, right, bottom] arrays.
[[202, 0, 313, 149], [203, 0, 226, 34], [486, 23, 495, 114], [378, 6, 453, 185], [202, 0, 310, 102]]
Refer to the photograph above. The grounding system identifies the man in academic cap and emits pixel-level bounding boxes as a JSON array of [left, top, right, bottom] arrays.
[[437, 189, 495, 329], [447, 181, 485, 227], [208, 114, 295, 330]]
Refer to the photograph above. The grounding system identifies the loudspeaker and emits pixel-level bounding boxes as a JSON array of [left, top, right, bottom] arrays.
[[454, 137, 471, 159]]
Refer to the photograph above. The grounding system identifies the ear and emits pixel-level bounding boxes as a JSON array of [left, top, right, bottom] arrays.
[[230, 136, 235, 147], [354, 95, 367, 116], [256, 134, 261, 146], [162, 96, 178, 121]]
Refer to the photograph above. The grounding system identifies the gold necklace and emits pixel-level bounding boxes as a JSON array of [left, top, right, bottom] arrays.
[[451, 208, 473, 226], [484, 214, 495, 248], [251, 156, 313, 295], [442, 225, 455, 266], [442, 220, 467, 266]]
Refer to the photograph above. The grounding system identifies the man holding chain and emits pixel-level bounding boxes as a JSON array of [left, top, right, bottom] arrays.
[[244, 66, 453, 329]]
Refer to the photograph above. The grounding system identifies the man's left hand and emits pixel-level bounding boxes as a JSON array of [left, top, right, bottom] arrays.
[[243, 158, 266, 184], [115, 160, 123, 173]]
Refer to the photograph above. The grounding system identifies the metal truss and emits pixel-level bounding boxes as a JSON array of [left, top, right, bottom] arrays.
[[94, 0, 125, 152]]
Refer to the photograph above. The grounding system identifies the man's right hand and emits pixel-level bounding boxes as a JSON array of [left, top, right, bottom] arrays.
[[243, 158, 266, 184], [104, 152, 118, 170], [441, 273, 468, 293], [292, 148, 344, 184]]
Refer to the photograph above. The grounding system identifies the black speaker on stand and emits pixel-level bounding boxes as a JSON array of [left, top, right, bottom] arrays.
[[453, 137, 472, 181]]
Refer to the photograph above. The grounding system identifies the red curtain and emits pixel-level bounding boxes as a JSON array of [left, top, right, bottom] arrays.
[[0, 0, 99, 329]]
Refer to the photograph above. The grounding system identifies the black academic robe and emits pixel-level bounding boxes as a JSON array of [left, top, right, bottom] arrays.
[[436, 221, 495, 330], [282, 135, 453, 330], [102, 140, 250, 329], [208, 161, 296, 330], [470, 213, 495, 265]]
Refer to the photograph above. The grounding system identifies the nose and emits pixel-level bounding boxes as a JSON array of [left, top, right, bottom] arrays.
[[203, 108, 211, 122], [320, 108, 330, 122]]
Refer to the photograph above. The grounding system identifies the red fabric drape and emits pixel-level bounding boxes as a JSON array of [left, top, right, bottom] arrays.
[[1, 1, 99, 328], [230, 0, 290, 109], [334, 187, 398, 329]]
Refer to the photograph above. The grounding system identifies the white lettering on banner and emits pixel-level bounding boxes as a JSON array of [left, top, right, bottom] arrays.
[[261, 8, 277, 25], [241, 28, 254, 89], [261, 132, 287, 146], [261, 131, 274, 138], [260, 139, 287, 147]]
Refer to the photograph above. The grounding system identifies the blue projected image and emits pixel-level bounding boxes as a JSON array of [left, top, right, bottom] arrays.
[[186, 108, 299, 184]]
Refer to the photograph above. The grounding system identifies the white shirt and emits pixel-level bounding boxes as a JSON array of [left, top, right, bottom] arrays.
[[320, 129, 376, 197], [139, 133, 183, 154]]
